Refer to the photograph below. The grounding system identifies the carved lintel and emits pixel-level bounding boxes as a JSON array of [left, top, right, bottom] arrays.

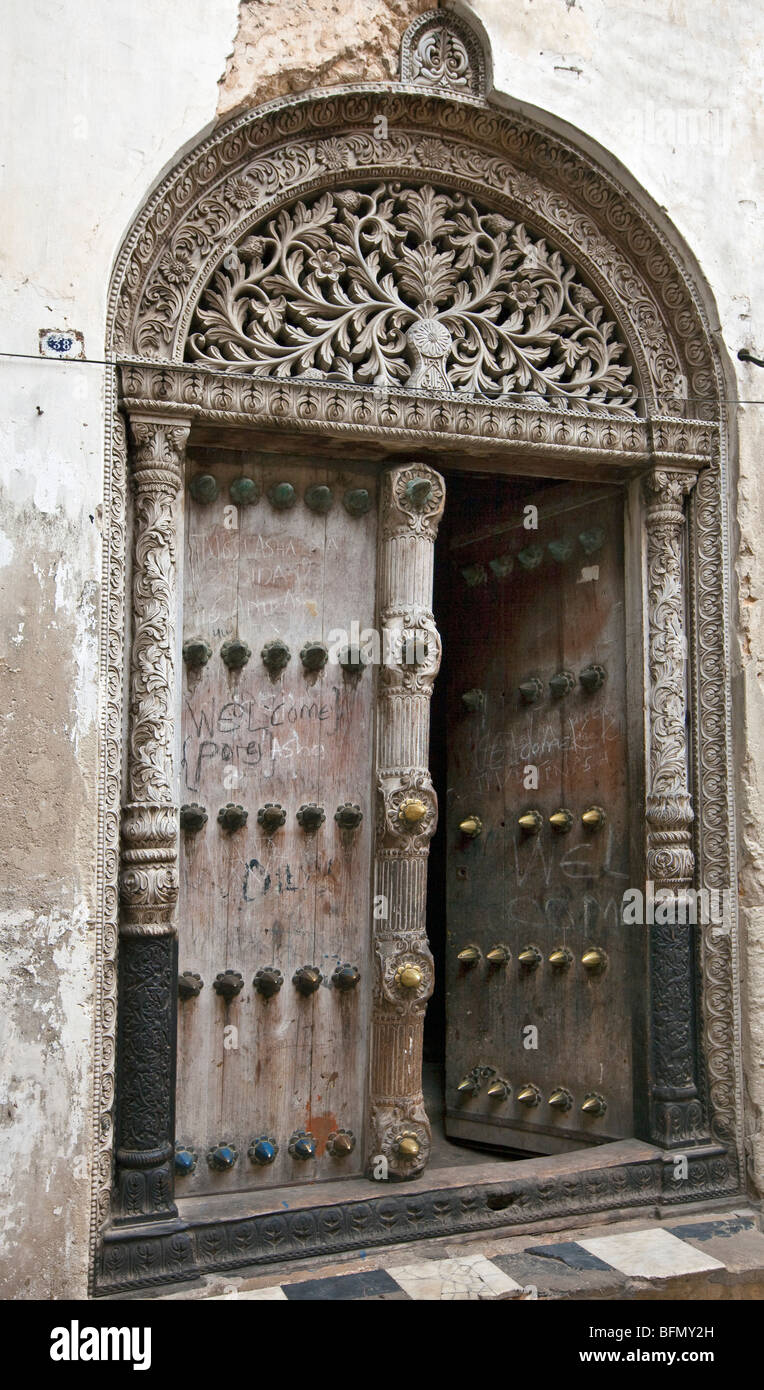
[[643, 466, 708, 1146], [114, 415, 189, 1221], [369, 464, 444, 1179]]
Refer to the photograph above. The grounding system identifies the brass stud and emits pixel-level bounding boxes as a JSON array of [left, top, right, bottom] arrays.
[[489, 554, 513, 579], [221, 638, 251, 671], [459, 815, 483, 839], [579, 527, 605, 556], [304, 483, 333, 514], [327, 1130, 356, 1157], [457, 945, 480, 965], [461, 688, 485, 712], [549, 670, 576, 698], [217, 803, 248, 832], [486, 1078, 511, 1100], [261, 638, 291, 674], [517, 545, 544, 570], [396, 1133, 420, 1158], [253, 966, 283, 999], [292, 965, 323, 996], [581, 1092, 608, 1116], [268, 481, 296, 510], [334, 802, 363, 830], [516, 1083, 541, 1107], [461, 563, 488, 587], [257, 803, 286, 834], [183, 638, 212, 669], [189, 474, 219, 504], [548, 946, 574, 969], [547, 538, 573, 562], [213, 970, 244, 1001], [581, 947, 608, 973], [519, 677, 544, 704], [178, 971, 203, 1000], [405, 476, 433, 508], [579, 663, 607, 693], [582, 805, 606, 829], [180, 803, 208, 832], [486, 945, 510, 966], [229, 476, 259, 506], [518, 810, 543, 834], [549, 809, 574, 834], [296, 802, 326, 831], [343, 487, 371, 517], [332, 962, 361, 992], [518, 944, 543, 968], [398, 798, 428, 827], [457, 1071, 481, 1096], [548, 1087, 574, 1112], [395, 963, 423, 989], [300, 640, 328, 672]]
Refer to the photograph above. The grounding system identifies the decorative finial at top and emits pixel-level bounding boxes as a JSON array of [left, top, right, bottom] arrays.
[[400, 8, 489, 98]]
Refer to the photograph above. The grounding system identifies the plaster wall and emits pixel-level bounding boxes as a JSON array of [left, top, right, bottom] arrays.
[[0, 0, 761, 1297]]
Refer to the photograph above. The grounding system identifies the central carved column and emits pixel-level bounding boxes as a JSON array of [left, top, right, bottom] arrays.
[[643, 467, 708, 1147], [113, 415, 190, 1221], [368, 463, 445, 1180]]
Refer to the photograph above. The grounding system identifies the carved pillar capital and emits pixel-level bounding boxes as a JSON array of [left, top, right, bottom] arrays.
[[369, 462, 445, 1180], [127, 414, 190, 494], [643, 463, 708, 1146], [114, 412, 190, 1222]]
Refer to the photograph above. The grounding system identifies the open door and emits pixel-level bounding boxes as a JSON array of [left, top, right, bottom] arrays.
[[442, 473, 646, 1154]]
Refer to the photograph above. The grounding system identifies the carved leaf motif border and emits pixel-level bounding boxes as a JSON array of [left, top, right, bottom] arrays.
[[94, 84, 740, 1278]]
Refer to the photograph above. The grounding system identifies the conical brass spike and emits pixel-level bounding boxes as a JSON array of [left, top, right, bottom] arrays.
[[581, 1093, 607, 1115], [517, 1084, 540, 1106], [549, 809, 573, 832], [549, 947, 572, 967], [548, 1087, 573, 1111], [486, 1079, 510, 1099], [457, 1075, 478, 1093], [518, 811, 542, 833], [582, 947, 607, 971], [518, 945, 542, 967], [459, 816, 483, 838], [397, 1135, 420, 1157], [457, 946, 480, 964], [486, 945, 509, 965], [582, 806, 606, 828]]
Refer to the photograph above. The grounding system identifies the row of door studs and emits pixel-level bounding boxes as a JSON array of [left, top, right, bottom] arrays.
[[456, 1067, 608, 1116], [188, 474, 375, 517], [175, 1128, 357, 1175], [181, 801, 363, 833], [179, 964, 360, 1001], [456, 944, 607, 974]]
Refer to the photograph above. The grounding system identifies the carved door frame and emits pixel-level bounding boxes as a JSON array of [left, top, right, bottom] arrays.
[[91, 10, 742, 1294]]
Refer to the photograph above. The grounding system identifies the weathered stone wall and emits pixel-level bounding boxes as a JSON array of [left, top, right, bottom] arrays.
[[0, 0, 761, 1297], [218, 0, 431, 113]]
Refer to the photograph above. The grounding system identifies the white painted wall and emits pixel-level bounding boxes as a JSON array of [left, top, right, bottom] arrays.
[[0, 0, 761, 1295]]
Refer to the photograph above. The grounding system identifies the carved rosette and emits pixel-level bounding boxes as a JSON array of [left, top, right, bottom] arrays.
[[114, 415, 189, 1222], [369, 463, 444, 1180], [643, 466, 708, 1147]]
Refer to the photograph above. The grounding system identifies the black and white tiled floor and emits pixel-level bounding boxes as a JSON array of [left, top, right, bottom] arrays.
[[189, 1212, 764, 1300]]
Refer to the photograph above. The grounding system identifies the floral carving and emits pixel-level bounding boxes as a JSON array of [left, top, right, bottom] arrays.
[[400, 10, 487, 96], [187, 184, 637, 410]]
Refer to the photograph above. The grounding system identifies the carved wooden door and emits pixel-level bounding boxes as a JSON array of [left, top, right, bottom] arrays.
[[443, 476, 645, 1154], [175, 454, 379, 1193]]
